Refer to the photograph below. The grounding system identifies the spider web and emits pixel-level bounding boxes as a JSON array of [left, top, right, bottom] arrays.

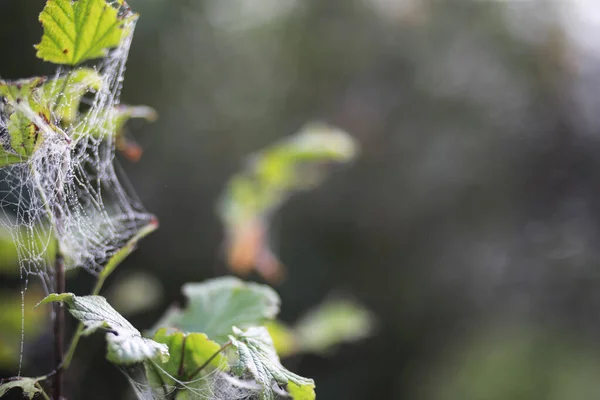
[[0, 15, 154, 373]]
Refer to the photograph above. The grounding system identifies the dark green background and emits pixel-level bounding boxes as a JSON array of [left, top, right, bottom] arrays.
[[3, 0, 600, 399]]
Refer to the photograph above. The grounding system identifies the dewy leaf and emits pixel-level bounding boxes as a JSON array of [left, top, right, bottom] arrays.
[[0, 377, 43, 399], [38, 293, 169, 365], [8, 112, 40, 157], [35, 0, 138, 65], [217, 122, 358, 282], [294, 299, 375, 355], [151, 276, 280, 344], [38, 68, 102, 121], [230, 326, 315, 400], [148, 328, 227, 390], [0, 77, 47, 104], [0, 77, 48, 165]]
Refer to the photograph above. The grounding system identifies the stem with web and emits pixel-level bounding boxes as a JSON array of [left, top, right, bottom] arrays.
[[50, 65, 73, 400], [62, 271, 107, 369], [53, 244, 65, 400]]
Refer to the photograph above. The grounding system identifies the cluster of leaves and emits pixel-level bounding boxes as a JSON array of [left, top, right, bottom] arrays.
[[0, 0, 154, 169], [0, 0, 372, 399]]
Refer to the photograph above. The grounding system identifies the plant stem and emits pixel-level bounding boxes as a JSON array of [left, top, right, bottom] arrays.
[[36, 382, 51, 400], [62, 273, 106, 369], [53, 248, 65, 400]]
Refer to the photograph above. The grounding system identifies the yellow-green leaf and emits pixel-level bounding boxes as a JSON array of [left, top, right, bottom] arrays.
[[149, 328, 227, 390], [35, 0, 138, 65], [0, 77, 46, 104], [288, 381, 316, 400]]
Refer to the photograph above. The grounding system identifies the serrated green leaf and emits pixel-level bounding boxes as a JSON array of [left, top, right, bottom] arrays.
[[39, 293, 169, 365], [217, 122, 358, 281], [230, 326, 315, 400], [0, 377, 43, 399], [38, 68, 102, 121], [151, 277, 280, 344], [35, 0, 137, 65]]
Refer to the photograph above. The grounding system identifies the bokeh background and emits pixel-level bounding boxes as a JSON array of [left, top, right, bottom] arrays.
[[3, 0, 600, 398]]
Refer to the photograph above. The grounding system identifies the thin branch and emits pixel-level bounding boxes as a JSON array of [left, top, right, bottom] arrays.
[[35, 382, 51, 400]]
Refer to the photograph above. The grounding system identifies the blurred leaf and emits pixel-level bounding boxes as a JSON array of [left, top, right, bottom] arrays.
[[267, 298, 374, 358], [294, 298, 374, 355], [426, 326, 600, 400], [0, 377, 43, 399], [230, 326, 315, 400], [105, 270, 163, 316], [0, 224, 57, 276], [0, 228, 19, 273], [218, 122, 358, 282], [0, 287, 48, 369], [151, 276, 280, 344], [38, 293, 169, 365], [35, 0, 137, 65], [265, 320, 297, 358], [146, 328, 227, 394]]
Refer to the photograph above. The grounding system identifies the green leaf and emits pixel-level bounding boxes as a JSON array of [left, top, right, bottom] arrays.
[[0, 77, 47, 165], [38, 293, 169, 365], [0, 149, 24, 168], [8, 112, 39, 157], [35, 0, 137, 65], [294, 299, 374, 355], [0, 377, 43, 399], [38, 68, 102, 121], [147, 328, 227, 391], [265, 320, 297, 358], [151, 277, 280, 344], [217, 122, 358, 281], [230, 326, 315, 400], [288, 381, 316, 400]]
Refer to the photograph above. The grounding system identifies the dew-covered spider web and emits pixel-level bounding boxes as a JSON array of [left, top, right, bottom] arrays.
[[0, 14, 155, 373], [122, 361, 269, 400]]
